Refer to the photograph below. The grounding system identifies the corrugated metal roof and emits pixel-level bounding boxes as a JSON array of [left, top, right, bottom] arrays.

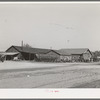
[[58, 48, 90, 55], [12, 46, 51, 54], [6, 46, 91, 56], [55, 50, 71, 56]]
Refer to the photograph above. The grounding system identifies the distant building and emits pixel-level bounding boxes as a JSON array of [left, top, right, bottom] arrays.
[[5, 46, 93, 62], [5, 45, 60, 61], [58, 48, 93, 62]]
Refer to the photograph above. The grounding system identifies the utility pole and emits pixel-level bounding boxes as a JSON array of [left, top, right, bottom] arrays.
[[21, 41, 23, 49], [67, 40, 69, 48], [21, 40, 24, 60]]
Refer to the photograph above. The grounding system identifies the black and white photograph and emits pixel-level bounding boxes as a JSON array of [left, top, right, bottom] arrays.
[[0, 2, 100, 89]]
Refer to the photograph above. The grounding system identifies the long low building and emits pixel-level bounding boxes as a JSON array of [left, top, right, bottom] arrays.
[[57, 48, 93, 62], [5, 45, 93, 62], [5, 45, 60, 61]]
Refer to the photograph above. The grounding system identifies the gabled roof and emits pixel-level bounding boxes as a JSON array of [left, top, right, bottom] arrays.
[[6, 45, 51, 54], [6, 46, 92, 56], [58, 48, 91, 55], [55, 50, 71, 56]]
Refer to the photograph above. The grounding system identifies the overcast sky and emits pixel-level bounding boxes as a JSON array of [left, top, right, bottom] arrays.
[[0, 2, 100, 51]]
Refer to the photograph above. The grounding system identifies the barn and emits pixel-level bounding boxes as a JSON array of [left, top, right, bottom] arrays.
[[58, 48, 93, 62], [5, 45, 60, 61]]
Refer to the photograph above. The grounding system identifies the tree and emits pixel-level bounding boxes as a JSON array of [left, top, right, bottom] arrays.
[[92, 51, 100, 62], [23, 43, 32, 48]]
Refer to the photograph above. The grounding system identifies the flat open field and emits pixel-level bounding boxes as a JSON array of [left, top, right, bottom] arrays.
[[0, 61, 100, 88]]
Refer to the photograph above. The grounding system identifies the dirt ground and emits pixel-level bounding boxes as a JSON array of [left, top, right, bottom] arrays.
[[0, 61, 100, 88]]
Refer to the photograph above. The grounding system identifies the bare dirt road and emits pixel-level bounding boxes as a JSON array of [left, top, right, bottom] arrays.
[[0, 61, 100, 88]]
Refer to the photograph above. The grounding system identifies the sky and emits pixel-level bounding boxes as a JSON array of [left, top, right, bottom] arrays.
[[0, 2, 100, 51]]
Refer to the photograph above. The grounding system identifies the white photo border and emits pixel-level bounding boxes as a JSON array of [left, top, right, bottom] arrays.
[[0, 1, 100, 99]]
